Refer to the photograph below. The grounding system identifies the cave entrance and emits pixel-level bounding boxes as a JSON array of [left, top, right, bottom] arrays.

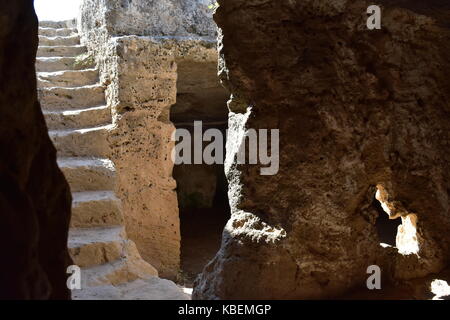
[[173, 134, 230, 286], [170, 58, 230, 287]]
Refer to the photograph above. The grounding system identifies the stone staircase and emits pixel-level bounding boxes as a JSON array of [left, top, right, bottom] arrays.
[[37, 21, 189, 300]]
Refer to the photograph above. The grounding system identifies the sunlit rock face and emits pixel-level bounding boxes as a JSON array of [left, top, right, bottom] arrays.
[[78, 0, 216, 60], [80, 0, 216, 38], [0, 0, 72, 299], [193, 0, 450, 299]]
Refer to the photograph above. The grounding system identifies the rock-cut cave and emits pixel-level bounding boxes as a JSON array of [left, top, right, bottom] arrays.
[[1, 0, 450, 302]]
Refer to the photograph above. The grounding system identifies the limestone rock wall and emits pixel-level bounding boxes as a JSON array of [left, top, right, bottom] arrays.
[[107, 37, 181, 278], [105, 37, 224, 279], [194, 0, 450, 299], [78, 0, 221, 279], [78, 0, 216, 65], [79, 0, 216, 39], [0, 0, 72, 299]]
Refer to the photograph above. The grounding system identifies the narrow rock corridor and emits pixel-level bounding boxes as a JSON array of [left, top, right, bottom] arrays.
[[170, 77, 230, 286]]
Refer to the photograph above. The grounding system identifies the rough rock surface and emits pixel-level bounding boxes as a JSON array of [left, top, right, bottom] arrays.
[[79, 0, 216, 39], [106, 36, 181, 278], [194, 0, 450, 299], [0, 1, 72, 299], [73, 278, 189, 300], [78, 0, 224, 278]]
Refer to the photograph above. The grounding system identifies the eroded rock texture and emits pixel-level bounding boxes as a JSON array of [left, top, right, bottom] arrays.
[[0, 0, 72, 299], [81, 0, 216, 38], [106, 37, 181, 278], [78, 0, 222, 279], [105, 37, 224, 279], [194, 0, 450, 299]]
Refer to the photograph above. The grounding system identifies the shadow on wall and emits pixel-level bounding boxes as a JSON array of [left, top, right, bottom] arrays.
[[0, 0, 73, 300]]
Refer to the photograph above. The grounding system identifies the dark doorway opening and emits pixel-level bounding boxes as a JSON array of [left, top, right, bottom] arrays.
[[170, 58, 231, 287], [177, 158, 230, 285], [172, 123, 230, 287], [373, 196, 401, 247]]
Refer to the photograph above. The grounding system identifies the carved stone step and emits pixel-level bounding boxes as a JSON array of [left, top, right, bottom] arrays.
[[38, 69, 98, 88], [72, 277, 190, 300], [39, 27, 77, 37], [44, 105, 110, 130], [71, 191, 122, 228], [39, 20, 74, 29], [49, 124, 113, 158], [37, 57, 80, 72], [39, 35, 80, 46], [59, 158, 116, 192], [38, 84, 105, 110], [37, 45, 86, 57], [79, 242, 158, 288], [69, 226, 126, 268]]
